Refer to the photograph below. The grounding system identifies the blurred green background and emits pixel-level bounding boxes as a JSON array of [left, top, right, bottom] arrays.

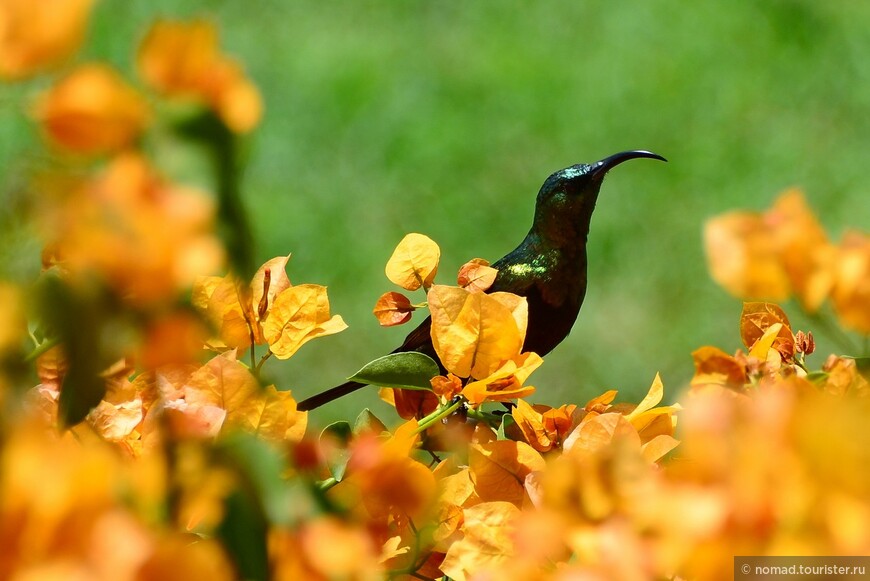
[[2, 1, 869, 425]]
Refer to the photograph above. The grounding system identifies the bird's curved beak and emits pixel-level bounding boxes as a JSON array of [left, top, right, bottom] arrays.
[[591, 150, 667, 179]]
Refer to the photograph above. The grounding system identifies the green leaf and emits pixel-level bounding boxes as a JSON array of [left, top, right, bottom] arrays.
[[354, 408, 388, 436], [213, 433, 287, 581], [37, 275, 111, 428], [347, 352, 439, 390], [320, 421, 352, 444], [849, 356, 870, 380], [216, 489, 269, 581], [320, 421, 353, 482], [218, 432, 313, 526], [496, 414, 516, 441], [171, 109, 255, 279]]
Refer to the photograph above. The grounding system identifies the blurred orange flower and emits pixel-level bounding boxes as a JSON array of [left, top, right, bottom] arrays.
[[829, 231, 870, 334], [705, 189, 868, 335], [339, 420, 436, 522], [44, 153, 224, 305], [0, 282, 24, 353], [0, 0, 95, 79], [33, 64, 150, 155], [0, 423, 234, 580], [765, 189, 834, 311], [440, 501, 522, 579], [137, 19, 262, 133], [704, 210, 791, 301]]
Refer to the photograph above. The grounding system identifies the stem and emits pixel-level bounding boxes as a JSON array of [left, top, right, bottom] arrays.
[[794, 354, 810, 374], [807, 311, 860, 355], [385, 514, 436, 581], [24, 336, 61, 362], [465, 408, 502, 425], [415, 397, 464, 434], [255, 350, 273, 374], [232, 279, 259, 373], [317, 476, 338, 492]]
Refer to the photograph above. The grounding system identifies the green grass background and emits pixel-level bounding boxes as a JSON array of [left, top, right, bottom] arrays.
[[2, 1, 869, 425]]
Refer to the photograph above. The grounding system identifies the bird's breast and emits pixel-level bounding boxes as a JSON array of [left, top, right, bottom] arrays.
[[500, 249, 585, 306], [491, 247, 587, 356]]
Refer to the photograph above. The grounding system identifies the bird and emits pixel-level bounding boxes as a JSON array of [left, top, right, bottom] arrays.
[[297, 150, 666, 411]]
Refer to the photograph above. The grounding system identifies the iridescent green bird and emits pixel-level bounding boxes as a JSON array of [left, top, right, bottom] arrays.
[[297, 150, 666, 411]]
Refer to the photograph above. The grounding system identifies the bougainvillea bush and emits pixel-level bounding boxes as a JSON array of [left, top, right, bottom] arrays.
[[0, 3, 868, 580]]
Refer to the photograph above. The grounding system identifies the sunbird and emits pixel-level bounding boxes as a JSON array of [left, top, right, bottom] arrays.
[[297, 150, 666, 411]]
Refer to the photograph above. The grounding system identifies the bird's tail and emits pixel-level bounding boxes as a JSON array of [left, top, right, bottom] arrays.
[[296, 380, 367, 411]]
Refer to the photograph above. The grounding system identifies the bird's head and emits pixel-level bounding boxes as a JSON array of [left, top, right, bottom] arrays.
[[533, 150, 666, 244]]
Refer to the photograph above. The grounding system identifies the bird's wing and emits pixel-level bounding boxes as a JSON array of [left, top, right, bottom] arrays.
[[393, 315, 433, 353], [488, 260, 540, 297]]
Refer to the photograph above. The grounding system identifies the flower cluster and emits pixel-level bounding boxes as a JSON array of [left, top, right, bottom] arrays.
[[0, 3, 867, 580]]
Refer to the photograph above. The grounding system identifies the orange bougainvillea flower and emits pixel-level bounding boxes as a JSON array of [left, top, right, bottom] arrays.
[[440, 501, 522, 580], [511, 400, 577, 452], [457, 258, 498, 293], [829, 231, 870, 334], [390, 387, 439, 420], [704, 210, 791, 301], [262, 284, 347, 359], [468, 440, 545, 507], [194, 274, 256, 350], [137, 18, 262, 133], [0, 419, 240, 579], [138, 535, 235, 581], [690, 345, 747, 390], [182, 351, 307, 443], [194, 255, 346, 358], [555, 377, 679, 465], [140, 309, 210, 369], [622, 374, 680, 453], [739, 302, 795, 361], [296, 517, 381, 579], [0, 0, 95, 79], [372, 291, 415, 326], [45, 153, 224, 305], [0, 425, 141, 577], [33, 64, 150, 155], [428, 285, 527, 380], [821, 355, 870, 398], [0, 282, 25, 354], [384, 233, 440, 291], [764, 189, 834, 311], [195, 255, 292, 350], [339, 420, 437, 522], [461, 352, 541, 406], [704, 189, 835, 306], [431, 373, 463, 400], [704, 189, 865, 335]]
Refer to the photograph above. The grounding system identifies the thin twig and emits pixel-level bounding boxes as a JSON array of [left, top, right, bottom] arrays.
[[807, 311, 860, 355], [24, 336, 61, 362]]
